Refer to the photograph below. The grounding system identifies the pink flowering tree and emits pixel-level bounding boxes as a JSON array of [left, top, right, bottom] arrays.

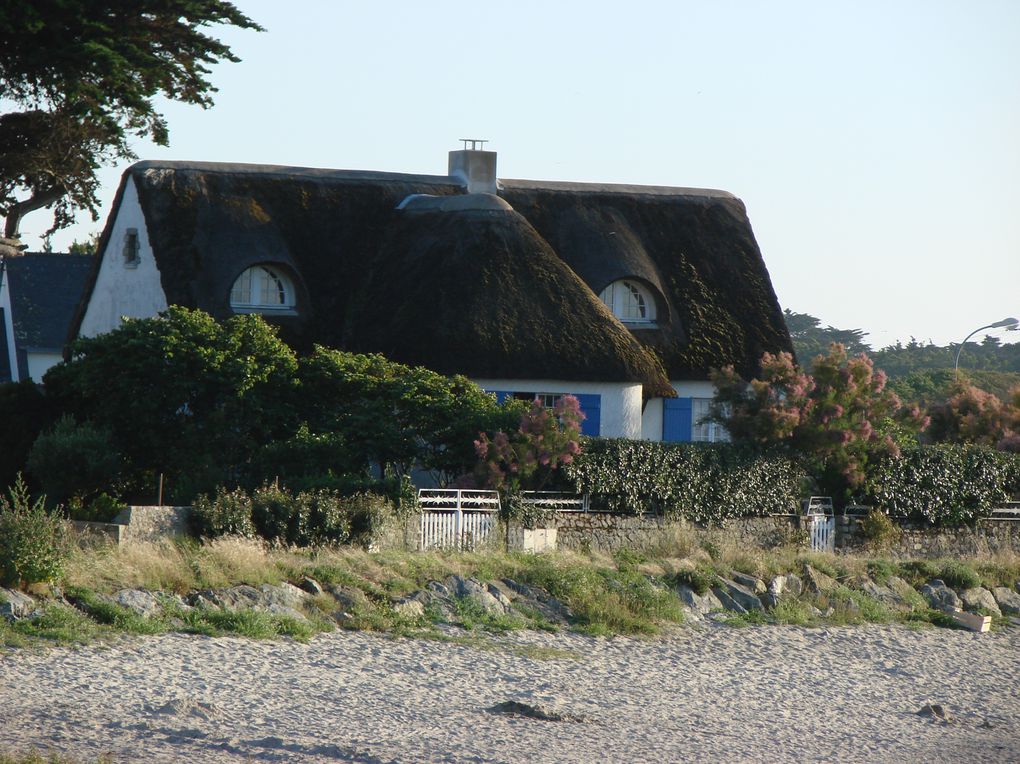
[[928, 381, 1020, 453], [710, 344, 928, 498], [471, 395, 584, 495]]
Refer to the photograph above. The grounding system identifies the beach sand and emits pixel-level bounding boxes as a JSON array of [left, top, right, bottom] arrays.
[[2, 623, 1018, 763]]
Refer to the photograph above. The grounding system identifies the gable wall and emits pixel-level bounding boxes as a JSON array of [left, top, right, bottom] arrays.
[[79, 178, 168, 337]]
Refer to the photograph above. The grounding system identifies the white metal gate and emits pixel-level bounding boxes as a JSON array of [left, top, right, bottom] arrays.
[[418, 489, 500, 550], [808, 515, 835, 552]]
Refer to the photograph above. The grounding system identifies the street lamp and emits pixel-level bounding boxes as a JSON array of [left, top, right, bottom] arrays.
[[954, 317, 1020, 375]]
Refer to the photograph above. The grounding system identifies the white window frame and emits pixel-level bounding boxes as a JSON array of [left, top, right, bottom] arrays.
[[598, 280, 656, 325], [230, 265, 296, 313], [691, 398, 730, 443]]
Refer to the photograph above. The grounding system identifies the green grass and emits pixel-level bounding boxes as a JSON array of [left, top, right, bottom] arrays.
[[7, 538, 1016, 651]]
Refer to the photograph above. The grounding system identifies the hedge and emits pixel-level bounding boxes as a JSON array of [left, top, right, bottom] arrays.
[[563, 439, 804, 522], [867, 445, 1020, 525]]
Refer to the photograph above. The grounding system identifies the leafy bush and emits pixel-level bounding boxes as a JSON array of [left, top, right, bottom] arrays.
[[68, 492, 127, 523], [250, 481, 296, 543], [564, 439, 804, 521], [199, 484, 391, 547], [26, 415, 122, 505], [867, 445, 1020, 524], [858, 509, 902, 550], [0, 475, 71, 587], [343, 492, 392, 546], [191, 486, 256, 539], [668, 568, 714, 596], [0, 380, 54, 492]]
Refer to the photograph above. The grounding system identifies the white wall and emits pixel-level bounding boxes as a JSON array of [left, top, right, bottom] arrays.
[[0, 265, 17, 380], [26, 351, 63, 382], [471, 378, 643, 439], [641, 397, 663, 440], [671, 380, 717, 398], [78, 177, 168, 338], [641, 379, 719, 441]]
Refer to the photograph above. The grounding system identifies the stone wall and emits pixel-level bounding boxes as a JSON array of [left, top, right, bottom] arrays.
[[835, 514, 1020, 558], [113, 506, 192, 543], [553, 513, 802, 553]]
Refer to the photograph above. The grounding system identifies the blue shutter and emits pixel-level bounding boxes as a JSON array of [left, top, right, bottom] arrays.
[[487, 390, 512, 404], [574, 393, 601, 436], [662, 397, 693, 442]]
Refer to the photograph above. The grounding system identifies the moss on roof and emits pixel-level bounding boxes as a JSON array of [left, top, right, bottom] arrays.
[[73, 161, 791, 387], [344, 207, 673, 393]]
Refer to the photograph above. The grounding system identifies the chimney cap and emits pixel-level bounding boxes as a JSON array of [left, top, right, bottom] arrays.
[[458, 138, 488, 151]]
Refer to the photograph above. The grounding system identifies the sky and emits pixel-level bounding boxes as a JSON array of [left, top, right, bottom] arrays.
[[26, 0, 1020, 349]]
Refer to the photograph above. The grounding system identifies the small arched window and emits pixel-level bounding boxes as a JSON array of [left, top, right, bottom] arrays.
[[598, 280, 656, 324], [230, 265, 295, 312]]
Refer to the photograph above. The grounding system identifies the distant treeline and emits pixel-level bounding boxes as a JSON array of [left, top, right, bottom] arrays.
[[784, 310, 1020, 404]]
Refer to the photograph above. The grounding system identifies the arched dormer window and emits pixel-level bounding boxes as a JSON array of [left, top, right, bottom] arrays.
[[598, 280, 656, 324], [230, 265, 296, 313]]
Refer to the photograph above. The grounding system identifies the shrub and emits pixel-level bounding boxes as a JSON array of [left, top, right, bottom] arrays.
[[867, 445, 1019, 524], [26, 415, 123, 505], [344, 492, 392, 546], [191, 486, 256, 539], [0, 475, 71, 587], [250, 481, 296, 543], [68, 492, 127, 523], [564, 439, 804, 521], [859, 509, 902, 550], [669, 568, 714, 596], [298, 489, 352, 545]]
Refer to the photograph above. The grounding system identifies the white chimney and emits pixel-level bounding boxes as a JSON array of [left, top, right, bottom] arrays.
[[448, 139, 497, 194]]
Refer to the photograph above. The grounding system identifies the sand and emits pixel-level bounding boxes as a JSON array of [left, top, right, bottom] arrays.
[[2, 623, 1018, 763]]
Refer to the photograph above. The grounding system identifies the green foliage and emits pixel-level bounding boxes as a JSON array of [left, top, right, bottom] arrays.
[[0, 380, 53, 492], [198, 483, 393, 547], [26, 415, 122, 504], [0, 1, 262, 238], [249, 481, 296, 543], [299, 346, 520, 482], [867, 445, 1020, 524], [191, 486, 256, 539], [710, 345, 928, 498], [246, 424, 364, 489], [0, 475, 70, 587], [784, 309, 871, 358], [46, 307, 300, 502], [67, 492, 126, 523], [564, 438, 803, 521], [668, 568, 715, 596], [858, 510, 902, 550], [873, 334, 1020, 377], [933, 561, 981, 591]]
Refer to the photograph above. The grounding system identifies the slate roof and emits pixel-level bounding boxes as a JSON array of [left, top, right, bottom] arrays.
[[72, 160, 792, 387], [1, 253, 92, 381], [5, 254, 93, 349]]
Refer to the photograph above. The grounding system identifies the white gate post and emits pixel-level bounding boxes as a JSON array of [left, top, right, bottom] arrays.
[[455, 490, 463, 550]]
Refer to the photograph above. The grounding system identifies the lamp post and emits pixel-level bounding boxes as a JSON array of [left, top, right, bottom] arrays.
[[954, 317, 1019, 376]]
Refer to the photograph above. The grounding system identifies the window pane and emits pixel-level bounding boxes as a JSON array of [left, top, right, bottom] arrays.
[[622, 282, 646, 319]]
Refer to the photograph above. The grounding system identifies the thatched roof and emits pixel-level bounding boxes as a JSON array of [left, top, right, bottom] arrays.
[[345, 204, 673, 394], [71, 160, 790, 386], [500, 180, 792, 380]]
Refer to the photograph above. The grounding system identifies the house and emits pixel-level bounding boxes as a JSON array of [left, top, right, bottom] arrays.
[[71, 145, 792, 441], [0, 250, 92, 383]]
